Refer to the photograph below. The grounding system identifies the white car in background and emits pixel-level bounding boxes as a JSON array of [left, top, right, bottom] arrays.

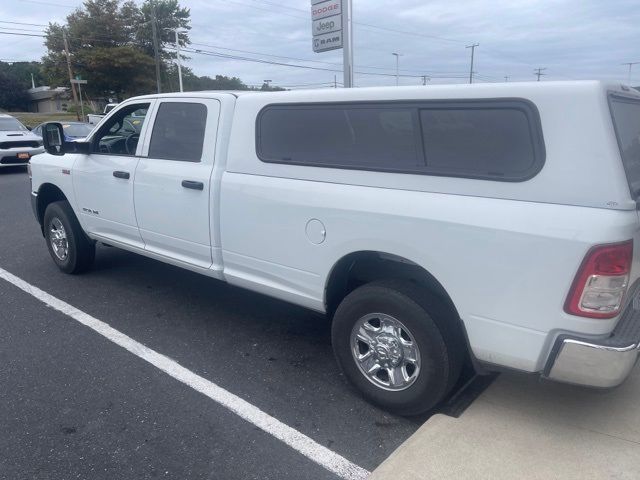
[[0, 114, 44, 169]]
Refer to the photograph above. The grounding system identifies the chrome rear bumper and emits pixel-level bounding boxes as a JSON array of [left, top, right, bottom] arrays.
[[544, 301, 640, 388]]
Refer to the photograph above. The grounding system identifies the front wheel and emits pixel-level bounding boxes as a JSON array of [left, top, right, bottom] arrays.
[[44, 201, 95, 274], [331, 280, 463, 415]]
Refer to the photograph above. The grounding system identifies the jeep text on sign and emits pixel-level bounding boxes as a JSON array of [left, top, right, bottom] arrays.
[[311, 0, 341, 21], [313, 15, 342, 36]]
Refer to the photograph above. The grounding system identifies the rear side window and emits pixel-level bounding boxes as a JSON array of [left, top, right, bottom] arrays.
[[609, 95, 640, 198], [257, 100, 545, 181], [257, 106, 421, 169], [148, 102, 207, 162]]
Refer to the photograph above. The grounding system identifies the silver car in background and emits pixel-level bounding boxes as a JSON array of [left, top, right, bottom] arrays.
[[0, 114, 44, 169]]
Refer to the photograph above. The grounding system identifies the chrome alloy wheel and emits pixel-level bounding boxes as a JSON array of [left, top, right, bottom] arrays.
[[350, 313, 421, 391], [49, 217, 69, 261]]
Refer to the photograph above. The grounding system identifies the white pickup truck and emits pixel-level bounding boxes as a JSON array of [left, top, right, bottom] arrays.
[[30, 81, 640, 414]]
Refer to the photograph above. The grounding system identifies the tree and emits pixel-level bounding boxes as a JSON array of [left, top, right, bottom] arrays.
[[0, 71, 30, 111], [41, 0, 188, 99], [0, 61, 46, 90], [178, 68, 248, 91]]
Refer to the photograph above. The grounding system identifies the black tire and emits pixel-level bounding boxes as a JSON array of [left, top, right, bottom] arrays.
[[331, 280, 464, 415], [43, 200, 95, 274]]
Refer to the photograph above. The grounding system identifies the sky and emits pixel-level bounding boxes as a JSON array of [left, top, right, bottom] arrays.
[[1, 0, 640, 89]]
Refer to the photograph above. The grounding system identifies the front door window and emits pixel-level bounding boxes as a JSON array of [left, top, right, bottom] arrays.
[[92, 104, 149, 156]]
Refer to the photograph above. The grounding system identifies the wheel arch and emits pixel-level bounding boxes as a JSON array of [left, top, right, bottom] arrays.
[[324, 250, 457, 317], [36, 183, 69, 235], [323, 250, 475, 366]]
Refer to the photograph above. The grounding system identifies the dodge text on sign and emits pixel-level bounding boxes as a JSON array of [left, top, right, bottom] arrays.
[[311, 0, 341, 21]]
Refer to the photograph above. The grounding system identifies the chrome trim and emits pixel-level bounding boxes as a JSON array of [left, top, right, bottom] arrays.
[[545, 338, 639, 388]]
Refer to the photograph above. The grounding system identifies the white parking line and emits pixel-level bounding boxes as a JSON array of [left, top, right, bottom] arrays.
[[0, 267, 370, 480]]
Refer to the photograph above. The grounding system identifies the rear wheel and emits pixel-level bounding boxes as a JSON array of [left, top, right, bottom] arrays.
[[331, 280, 463, 415], [44, 201, 95, 274]]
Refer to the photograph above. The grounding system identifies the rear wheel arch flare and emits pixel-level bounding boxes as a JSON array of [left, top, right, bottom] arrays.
[[324, 250, 460, 320]]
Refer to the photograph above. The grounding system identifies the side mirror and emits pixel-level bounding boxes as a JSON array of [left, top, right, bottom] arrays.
[[43, 123, 64, 155], [42, 122, 90, 156]]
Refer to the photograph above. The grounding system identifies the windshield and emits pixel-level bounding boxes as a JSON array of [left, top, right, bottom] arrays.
[[63, 123, 93, 138], [0, 117, 28, 132], [610, 95, 640, 199]]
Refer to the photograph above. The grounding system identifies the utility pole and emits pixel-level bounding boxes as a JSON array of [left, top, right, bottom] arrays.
[[534, 67, 547, 81], [466, 43, 479, 84], [334, 75, 337, 88], [174, 29, 183, 92], [342, 0, 353, 88], [392, 52, 402, 86], [62, 29, 80, 121], [263, 80, 272, 90], [504, 75, 510, 82], [421, 75, 430, 85], [622, 62, 640, 84], [151, 1, 162, 94]]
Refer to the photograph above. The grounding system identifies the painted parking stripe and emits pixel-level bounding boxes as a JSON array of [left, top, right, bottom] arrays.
[[0, 267, 370, 480]]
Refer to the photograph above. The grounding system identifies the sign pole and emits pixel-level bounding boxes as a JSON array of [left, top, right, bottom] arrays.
[[78, 80, 84, 121], [343, 0, 353, 88], [311, 0, 351, 86]]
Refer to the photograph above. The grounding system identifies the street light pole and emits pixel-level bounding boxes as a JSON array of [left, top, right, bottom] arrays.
[[175, 29, 183, 92], [165, 27, 188, 92], [392, 52, 402, 86]]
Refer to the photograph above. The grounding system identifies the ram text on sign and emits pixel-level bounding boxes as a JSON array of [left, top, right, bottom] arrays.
[[313, 30, 343, 53], [311, 0, 341, 21]]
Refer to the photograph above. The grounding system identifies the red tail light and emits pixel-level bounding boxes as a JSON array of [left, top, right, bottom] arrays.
[[564, 241, 633, 318]]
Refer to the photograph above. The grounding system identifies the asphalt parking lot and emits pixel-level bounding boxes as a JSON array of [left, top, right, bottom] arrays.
[[0, 166, 479, 479]]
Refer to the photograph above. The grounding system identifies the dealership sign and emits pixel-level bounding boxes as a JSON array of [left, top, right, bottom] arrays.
[[311, 0, 342, 52]]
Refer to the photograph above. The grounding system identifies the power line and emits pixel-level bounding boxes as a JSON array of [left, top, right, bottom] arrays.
[[190, 41, 472, 78], [0, 31, 45, 38], [0, 26, 48, 33], [183, 45, 469, 80], [18, 0, 77, 7], [244, 0, 467, 45], [0, 20, 49, 27]]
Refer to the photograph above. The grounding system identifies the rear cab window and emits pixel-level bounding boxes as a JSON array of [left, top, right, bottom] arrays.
[[256, 99, 545, 182], [609, 94, 640, 200]]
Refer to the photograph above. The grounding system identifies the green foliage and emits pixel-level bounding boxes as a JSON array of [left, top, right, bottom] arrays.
[[174, 67, 247, 91], [39, 0, 274, 99], [0, 73, 29, 111], [64, 103, 98, 115], [42, 0, 188, 99], [137, 0, 191, 60], [0, 61, 45, 90], [0, 61, 47, 110]]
